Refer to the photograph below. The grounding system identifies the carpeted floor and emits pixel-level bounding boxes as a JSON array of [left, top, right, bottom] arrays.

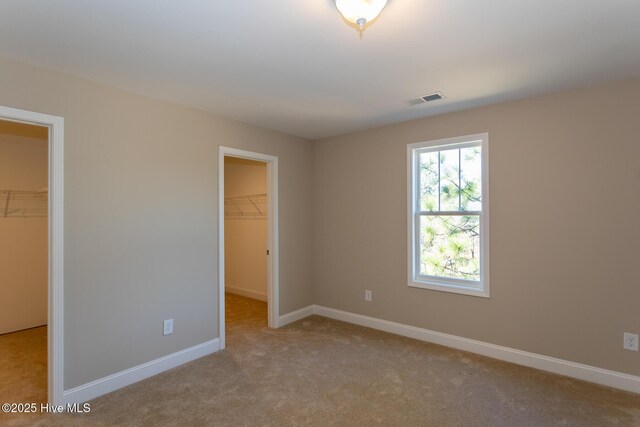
[[3, 294, 640, 426], [0, 326, 48, 405]]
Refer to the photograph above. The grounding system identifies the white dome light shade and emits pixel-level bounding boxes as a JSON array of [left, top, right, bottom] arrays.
[[334, 0, 388, 30]]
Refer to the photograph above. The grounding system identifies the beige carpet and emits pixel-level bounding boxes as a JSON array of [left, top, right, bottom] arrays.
[[3, 294, 640, 426], [0, 326, 48, 405]]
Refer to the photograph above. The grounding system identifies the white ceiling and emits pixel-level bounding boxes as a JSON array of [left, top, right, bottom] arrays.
[[1, 1, 639, 139]]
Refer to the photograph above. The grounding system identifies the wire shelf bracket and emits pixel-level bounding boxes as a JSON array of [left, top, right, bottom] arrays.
[[1, 188, 48, 218], [224, 193, 267, 219]]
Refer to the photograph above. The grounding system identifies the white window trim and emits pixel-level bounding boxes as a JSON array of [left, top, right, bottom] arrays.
[[407, 133, 490, 298]]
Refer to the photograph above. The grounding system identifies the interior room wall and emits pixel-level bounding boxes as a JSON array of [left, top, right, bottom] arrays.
[[0, 120, 48, 334], [0, 55, 313, 389], [312, 75, 640, 377], [224, 157, 268, 301]]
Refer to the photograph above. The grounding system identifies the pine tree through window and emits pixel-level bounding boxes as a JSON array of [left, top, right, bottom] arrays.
[[408, 134, 490, 297]]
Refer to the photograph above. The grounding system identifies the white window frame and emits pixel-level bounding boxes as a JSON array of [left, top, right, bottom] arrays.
[[407, 133, 490, 298]]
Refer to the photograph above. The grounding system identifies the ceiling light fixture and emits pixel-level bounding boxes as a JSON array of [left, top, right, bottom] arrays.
[[334, 0, 388, 34]]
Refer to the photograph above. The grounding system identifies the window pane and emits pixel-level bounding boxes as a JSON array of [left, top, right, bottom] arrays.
[[419, 215, 480, 281], [460, 146, 482, 211], [419, 151, 439, 211], [439, 149, 460, 211]]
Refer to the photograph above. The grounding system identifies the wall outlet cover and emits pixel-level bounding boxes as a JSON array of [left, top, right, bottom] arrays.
[[623, 332, 638, 351], [365, 290, 372, 302], [163, 319, 174, 336]]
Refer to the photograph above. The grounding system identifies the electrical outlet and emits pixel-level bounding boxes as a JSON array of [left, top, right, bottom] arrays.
[[163, 319, 174, 336], [365, 290, 372, 302], [623, 333, 638, 351]]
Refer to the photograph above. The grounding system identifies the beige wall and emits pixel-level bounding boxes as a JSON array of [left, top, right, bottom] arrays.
[[0, 56, 313, 389], [313, 76, 640, 376], [2, 50, 638, 391], [224, 157, 268, 301], [0, 121, 48, 334]]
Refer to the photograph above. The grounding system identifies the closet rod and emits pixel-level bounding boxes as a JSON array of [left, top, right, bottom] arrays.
[[224, 192, 267, 219], [1, 189, 48, 218]]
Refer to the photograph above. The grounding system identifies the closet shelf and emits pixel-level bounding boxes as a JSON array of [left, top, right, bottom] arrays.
[[1, 189, 48, 218], [224, 193, 267, 219]]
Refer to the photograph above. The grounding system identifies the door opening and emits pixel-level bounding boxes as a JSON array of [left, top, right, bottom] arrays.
[[218, 147, 279, 350], [0, 119, 48, 406], [0, 106, 64, 405]]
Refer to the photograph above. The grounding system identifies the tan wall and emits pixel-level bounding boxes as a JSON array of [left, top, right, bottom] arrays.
[[0, 56, 313, 389], [224, 157, 268, 301], [2, 50, 637, 390], [0, 121, 48, 334], [313, 76, 640, 376]]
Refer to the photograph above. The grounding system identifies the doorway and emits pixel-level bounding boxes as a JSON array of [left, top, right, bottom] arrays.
[[0, 106, 63, 405], [0, 119, 48, 406], [218, 147, 279, 350]]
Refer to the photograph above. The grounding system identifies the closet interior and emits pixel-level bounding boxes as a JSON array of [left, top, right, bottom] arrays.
[[224, 156, 269, 329], [0, 119, 49, 404]]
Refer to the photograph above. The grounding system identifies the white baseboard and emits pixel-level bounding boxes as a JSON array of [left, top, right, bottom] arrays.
[[59, 306, 640, 404], [313, 305, 640, 394], [225, 285, 267, 302], [63, 339, 220, 404], [277, 305, 314, 328]]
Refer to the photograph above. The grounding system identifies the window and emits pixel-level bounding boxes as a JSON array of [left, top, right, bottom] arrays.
[[407, 133, 489, 297]]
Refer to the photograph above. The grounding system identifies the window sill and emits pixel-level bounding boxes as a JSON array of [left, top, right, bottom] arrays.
[[408, 280, 490, 298]]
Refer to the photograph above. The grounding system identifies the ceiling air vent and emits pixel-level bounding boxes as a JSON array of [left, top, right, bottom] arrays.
[[422, 92, 445, 102], [404, 92, 446, 107]]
